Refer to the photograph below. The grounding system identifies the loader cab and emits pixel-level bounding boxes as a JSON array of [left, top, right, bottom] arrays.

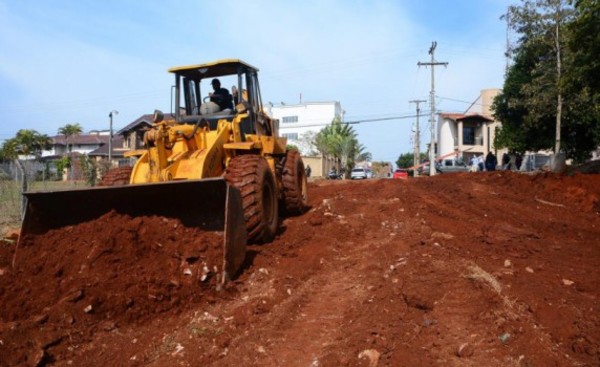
[[169, 59, 273, 137]]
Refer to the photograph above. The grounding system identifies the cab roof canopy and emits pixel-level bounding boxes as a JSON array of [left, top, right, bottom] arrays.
[[168, 59, 259, 79]]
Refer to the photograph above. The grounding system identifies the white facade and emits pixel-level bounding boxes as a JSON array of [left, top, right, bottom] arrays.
[[266, 101, 343, 155], [438, 118, 457, 157], [435, 89, 502, 161]]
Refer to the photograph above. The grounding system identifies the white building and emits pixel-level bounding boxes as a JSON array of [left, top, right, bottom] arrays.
[[435, 89, 504, 163], [266, 101, 344, 155]]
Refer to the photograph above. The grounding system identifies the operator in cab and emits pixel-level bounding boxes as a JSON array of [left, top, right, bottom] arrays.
[[209, 78, 234, 111]]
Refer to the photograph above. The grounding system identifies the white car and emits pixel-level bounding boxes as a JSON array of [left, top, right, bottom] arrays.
[[351, 168, 368, 179]]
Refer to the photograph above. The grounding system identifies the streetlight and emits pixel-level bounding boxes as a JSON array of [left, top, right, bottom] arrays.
[[108, 110, 118, 165]]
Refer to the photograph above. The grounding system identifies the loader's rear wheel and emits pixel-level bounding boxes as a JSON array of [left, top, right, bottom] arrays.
[[225, 155, 278, 244], [282, 150, 308, 215], [99, 166, 133, 186]]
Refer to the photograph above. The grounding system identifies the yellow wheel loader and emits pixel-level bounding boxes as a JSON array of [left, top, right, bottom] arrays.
[[20, 59, 308, 284]]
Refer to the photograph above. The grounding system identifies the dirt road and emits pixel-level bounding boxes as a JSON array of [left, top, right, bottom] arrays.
[[1, 171, 599, 366]]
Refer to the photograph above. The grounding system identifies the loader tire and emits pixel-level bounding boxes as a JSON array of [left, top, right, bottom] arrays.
[[225, 155, 278, 244], [99, 166, 133, 186], [282, 150, 308, 215]]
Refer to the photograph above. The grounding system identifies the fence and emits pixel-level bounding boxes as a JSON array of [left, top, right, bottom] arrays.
[[0, 161, 25, 228], [0, 160, 93, 230]]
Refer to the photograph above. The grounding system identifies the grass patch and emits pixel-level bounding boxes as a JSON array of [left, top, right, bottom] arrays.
[[0, 180, 22, 229], [466, 264, 502, 294], [0, 179, 90, 231]]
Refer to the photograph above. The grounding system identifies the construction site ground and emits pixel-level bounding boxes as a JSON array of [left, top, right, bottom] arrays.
[[1, 171, 599, 366]]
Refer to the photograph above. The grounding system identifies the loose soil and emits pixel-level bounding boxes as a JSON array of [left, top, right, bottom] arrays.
[[1, 171, 598, 366]]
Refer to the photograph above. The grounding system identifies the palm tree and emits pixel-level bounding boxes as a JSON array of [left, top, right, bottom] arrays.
[[58, 123, 83, 154], [57, 123, 83, 180], [314, 117, 369, 177]]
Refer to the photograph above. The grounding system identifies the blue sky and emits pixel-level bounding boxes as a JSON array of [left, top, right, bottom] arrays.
[[0, 0, 512, 163]]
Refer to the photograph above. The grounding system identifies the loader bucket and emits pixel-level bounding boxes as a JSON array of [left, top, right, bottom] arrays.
[[19, 178, 247, 284]]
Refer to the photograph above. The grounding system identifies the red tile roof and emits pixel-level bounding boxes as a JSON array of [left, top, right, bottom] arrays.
[[440, 113, 493, 122]]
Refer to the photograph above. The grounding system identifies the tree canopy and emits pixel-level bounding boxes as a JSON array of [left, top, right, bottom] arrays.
[[396, 152, 427, 169], [0, 129, 52, 161], [493, 0, 599, 162], [314, 117, 370, 174], [58, 123, 83, 153]]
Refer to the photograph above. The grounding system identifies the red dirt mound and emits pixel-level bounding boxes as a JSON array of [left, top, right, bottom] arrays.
[[0, 211, 227, 366]]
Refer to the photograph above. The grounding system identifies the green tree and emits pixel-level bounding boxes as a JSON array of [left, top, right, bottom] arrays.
[[493, 40, 551, 153], [1, 129, 52, 160], [314, 117, 370, 176], [58, 123, 83, 154], [562, 0, 600, 161], [396, 152, 427, 169], [0, 129, 52, 214], [492, 0, 598, 161], [58, 123, 83, 180], [79, 155, 97, 186]]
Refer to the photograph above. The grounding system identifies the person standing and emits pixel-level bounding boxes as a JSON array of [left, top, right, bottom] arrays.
[[470, 156, 479, 172], [502, 152, 510, 170], [485, 152, 497, 171], [477, 155, 485, 172]]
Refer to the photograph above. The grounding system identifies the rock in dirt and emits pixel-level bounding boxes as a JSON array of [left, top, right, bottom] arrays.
[[456, 343, 474, 357], [358, 349, 380, 366], [30, 348, 47, 367], [62, 289, 84, 303], [33, 314, 49, 325]]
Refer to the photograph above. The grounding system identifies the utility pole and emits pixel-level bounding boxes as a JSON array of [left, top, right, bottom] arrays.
[[418, 41, 448, 176], [409, 99, 426, 175], [505, 7, 511, 78], [108, 110, 118, 165]]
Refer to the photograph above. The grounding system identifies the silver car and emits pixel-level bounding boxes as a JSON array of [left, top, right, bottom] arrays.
[[351, 168, 368, 179]]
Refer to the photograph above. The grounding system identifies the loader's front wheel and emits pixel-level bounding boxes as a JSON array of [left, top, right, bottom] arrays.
[[282, 150, 308, 215], [225, 155, 278, 244], [98, 166, 133, 186]]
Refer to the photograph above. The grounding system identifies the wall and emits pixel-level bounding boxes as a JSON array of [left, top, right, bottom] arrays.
[[438, 118, 457, 157], [268, 102, 342, 155]]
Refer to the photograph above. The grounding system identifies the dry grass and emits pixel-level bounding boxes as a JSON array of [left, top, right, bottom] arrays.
[[0, 180, 22, 230], [466, 264, 502, 294], [0, 180, 88, 233]]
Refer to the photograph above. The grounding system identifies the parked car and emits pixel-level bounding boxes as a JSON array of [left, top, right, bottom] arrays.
[[421, 158, 469, 175], [392, 169, 408, 179], [438, 158, 469, 173], [351, 168, 369, 180]]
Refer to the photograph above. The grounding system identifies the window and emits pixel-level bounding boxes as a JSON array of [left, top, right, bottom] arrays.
[[282, 133, 298, 140], [463, 126, 475, 145], [282, 116, 298, 123]]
